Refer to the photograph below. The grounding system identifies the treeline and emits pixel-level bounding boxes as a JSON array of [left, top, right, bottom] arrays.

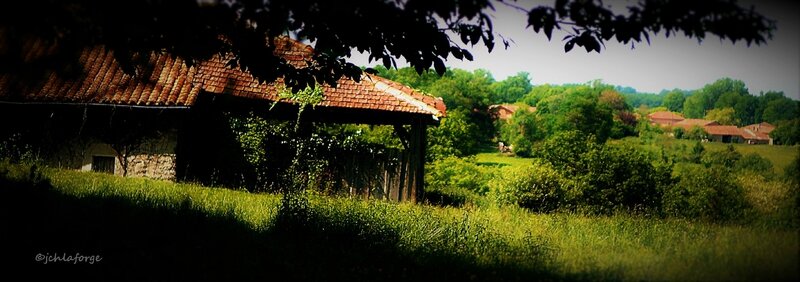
[[375, 67, 638, 158], [376, 67, 800, 152], [629, 78, 800, 145]]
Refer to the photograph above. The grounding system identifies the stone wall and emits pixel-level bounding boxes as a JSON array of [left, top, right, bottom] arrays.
[[76, 130, 178, 181], [125, 132, 177, 180]]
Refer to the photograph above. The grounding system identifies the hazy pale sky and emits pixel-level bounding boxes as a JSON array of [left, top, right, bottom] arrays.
[[348, 1, 800, 100]]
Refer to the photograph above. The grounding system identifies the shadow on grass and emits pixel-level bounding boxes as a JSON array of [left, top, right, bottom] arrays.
[[476, 161, 510, 168], [1, 175, 617, 281]]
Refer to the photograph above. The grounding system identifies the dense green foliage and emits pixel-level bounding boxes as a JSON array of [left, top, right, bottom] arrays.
[[661, 90, 686, 112], [489, 161, 574, 213], [426, 109, 481, 160], [523, 131, 672, 214], [498, 108, 539, 157], [664, 165, 747, 220], [228, 113, 400, 193], [771, 118, 800, 145], [425, 157, 494, 207]]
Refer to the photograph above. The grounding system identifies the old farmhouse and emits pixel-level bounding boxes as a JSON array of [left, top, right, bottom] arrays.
[[489, 104, 537, 121], [0, 37, 445, 202], [647, 111, 775, 144]]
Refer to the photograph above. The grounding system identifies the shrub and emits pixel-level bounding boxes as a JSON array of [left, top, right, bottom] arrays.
[[577, 145, 671, 214], [685, 126, 707, 140], [0, 132, 39, 163], [770, 118, 800, 145], [734, 153, 774, 178], [688, 141, 705, 163], [488, 161, 575, 212], [737, 171, 798, 228], [664, 165, 747, 221], [425, 157, 495, 207], [701, 145, 741, 168], [672, 127, 685, 139], [532, 132, 671, 214], [427, 109, 482, 160], [531, 130, 598, 174]]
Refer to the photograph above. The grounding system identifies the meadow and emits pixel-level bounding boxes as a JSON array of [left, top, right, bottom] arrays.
[[2, 161, 797, 281], [609, 135, 799, 175]]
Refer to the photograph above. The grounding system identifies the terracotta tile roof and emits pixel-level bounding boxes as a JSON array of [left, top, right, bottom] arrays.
[[742, 122, 775, 134], [0, 40, 201, 106], [704, 125, 744, 136], [648, 111, 684, 121], [673, 119, 718, 130], [488, 104, 536, 120], [740, 128, 771, 140], [0, 37, 445, 118]]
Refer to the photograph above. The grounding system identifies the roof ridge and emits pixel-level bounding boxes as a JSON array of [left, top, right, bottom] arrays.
[[366, 74, 443, 118]]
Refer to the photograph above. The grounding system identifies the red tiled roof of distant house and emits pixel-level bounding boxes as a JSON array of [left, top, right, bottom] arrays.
[[704, 125, 744, 136], [647, 111, 684, 126], [741, 122, 775, 140], [489, 104, 536, 120], [673, 119, 719, 130], [742, 122, 775, 134]]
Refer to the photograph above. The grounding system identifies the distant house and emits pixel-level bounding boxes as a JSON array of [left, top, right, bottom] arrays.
[[647, 111, 684, 126], [704, 125, 746, 143], [740, 122, 775, 145], [0, 37, 445, 202], [645, 111, 775, 145], [489, 104, 536, 120], [673, 119, 719, 130]]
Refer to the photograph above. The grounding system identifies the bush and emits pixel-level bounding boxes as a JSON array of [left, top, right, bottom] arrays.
[[701, 145, 741, 168], [577, 145, 671, 214], [672, 127, 685, 139], [734, 153, 774, 177], [427, 109, 482, 160], [664, 165, 747, 221], [685, 126, 707, 140], [737, 171, 798, 228], [488, 161, 575, 212], [425, 157, 495, 207], [688, 141, 705, 164], [770, 118, 799, 145], [531, 130, 598, 174], [528, 132, 672, 214]]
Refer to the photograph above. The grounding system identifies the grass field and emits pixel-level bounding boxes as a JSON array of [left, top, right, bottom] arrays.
[[613, 136, 798, 175], [478, 137, 798, 175], [2, 162, 797, 281], [708, 142, 799, 174], [474, 152, 533, 167]]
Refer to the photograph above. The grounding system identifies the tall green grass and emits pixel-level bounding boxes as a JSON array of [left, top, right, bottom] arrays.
[[2, 163, 798, 281]]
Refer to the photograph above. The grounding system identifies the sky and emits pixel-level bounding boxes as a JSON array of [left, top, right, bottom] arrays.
[[347, 0, 800, 100]]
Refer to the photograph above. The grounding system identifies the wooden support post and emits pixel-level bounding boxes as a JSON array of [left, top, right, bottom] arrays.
[[408, 118, 426, 203]]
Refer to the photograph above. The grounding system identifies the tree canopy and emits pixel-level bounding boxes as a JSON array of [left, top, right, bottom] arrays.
[[1, 0, 776, 91]]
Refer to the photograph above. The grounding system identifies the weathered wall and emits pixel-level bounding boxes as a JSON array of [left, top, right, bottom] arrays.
[[126, 131, 178, 180], [76, 131, 178, 180]]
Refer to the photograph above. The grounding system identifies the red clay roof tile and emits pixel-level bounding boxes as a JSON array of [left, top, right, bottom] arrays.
[[704, 125, 744, 136], [1, 37, 445, 118]]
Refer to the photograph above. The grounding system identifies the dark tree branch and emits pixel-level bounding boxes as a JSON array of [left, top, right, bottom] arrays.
[[0, 0, 776, 92]]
